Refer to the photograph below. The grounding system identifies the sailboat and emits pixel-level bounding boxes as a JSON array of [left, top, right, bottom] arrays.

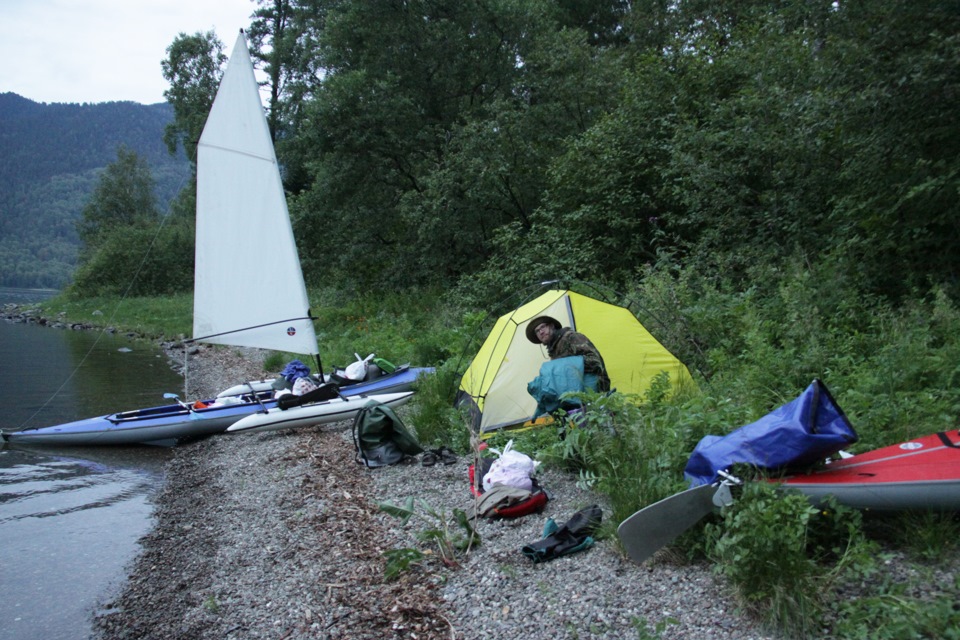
[[1, 33, 426, 447]]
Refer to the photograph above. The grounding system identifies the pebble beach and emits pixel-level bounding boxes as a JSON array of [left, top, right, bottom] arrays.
[[91, 344, 780, 640]]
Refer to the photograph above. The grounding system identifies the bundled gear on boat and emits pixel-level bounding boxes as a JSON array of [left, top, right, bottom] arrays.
[[684, 379, 858, 486], [330, 354, 398, 385], [352, 400, 424, 467], [280, 360, 312, 383], [521, 504, 602, 562], [277, 382, 341, 410]]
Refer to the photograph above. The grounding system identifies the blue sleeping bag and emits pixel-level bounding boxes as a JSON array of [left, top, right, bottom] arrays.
[[527, 356, 596, 420]]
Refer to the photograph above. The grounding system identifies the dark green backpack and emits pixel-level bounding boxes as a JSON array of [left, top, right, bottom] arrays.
[[352, 400, 424, 467]]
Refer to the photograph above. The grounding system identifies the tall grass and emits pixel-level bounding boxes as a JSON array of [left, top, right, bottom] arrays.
[[39, 292, 193, 339]]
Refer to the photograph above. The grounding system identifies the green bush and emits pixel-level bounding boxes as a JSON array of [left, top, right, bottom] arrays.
[[70, 222, 194, 298]]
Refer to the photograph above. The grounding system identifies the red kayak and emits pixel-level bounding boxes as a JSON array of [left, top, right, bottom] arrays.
[[780, 429, 960, 510]]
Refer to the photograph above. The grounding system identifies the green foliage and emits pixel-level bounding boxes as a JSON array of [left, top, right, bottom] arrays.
[[833, 588, 960, 640], [864, 510, 960, 564], [77, 146, 160, 254], [378, 497, 479, 578], [894, 511, 960, 563], [161, 31, 225, 163], [403, 359, 470, 452], [307, 287, 461, 369], [631, 616, 678, 640], [383, 548, 426, 582], [203, 594, 220, 614], [40, 292, 193, 339], [66, 146, 194, 298], [69, 220, 194, 298], [262, 351, 288, 373], [710, 486, 821, 610]]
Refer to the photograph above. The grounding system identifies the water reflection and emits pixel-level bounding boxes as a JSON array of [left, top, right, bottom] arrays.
[[0, 445, 170, 640], [1, 293, 182, 640], [1, 322, 184, 432]]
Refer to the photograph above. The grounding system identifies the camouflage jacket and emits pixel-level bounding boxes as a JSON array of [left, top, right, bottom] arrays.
[[547, 328, 611, 392]]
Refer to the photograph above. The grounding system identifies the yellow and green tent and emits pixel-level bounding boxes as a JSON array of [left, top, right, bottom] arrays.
[[457, 289, 697, 434]]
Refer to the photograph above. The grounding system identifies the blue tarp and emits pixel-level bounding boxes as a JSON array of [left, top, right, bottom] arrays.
[[684, 380, 858, 486]]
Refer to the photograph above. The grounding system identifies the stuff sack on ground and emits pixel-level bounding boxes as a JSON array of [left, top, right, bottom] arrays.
[[521, 504, 602, 562], [352, 400, 424, 467], [469, 482, 549, 520]]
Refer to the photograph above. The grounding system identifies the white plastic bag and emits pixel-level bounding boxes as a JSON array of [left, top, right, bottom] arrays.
[[482, 440, 537, 492], [344, 353, 375, 381]]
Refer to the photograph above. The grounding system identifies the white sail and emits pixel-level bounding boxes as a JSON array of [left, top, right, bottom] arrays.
[[193, 32, 318, 356]]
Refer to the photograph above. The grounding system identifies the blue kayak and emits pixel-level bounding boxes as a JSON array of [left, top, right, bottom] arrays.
[[1, 366, 433, 447]]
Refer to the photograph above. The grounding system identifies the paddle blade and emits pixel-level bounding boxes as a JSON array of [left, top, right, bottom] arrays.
[[617, 483, 720, 565]]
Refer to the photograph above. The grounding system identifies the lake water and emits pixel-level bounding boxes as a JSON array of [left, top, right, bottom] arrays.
[[0, 289, 186, 640]]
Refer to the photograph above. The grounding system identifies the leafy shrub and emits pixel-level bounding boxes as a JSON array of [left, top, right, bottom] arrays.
[[69, 222, 194, 297], [404, 360, 471, 451]]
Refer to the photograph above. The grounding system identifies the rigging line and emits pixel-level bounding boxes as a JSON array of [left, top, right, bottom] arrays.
[[17, 176, 190, 431], [187, 316, 319, 345]]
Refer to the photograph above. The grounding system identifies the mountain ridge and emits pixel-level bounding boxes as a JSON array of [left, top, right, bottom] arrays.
[[0, 93, 191, 289]]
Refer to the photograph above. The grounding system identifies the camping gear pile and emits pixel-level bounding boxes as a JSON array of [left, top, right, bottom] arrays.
[[468, 441, 550, 520], [466, 440, 600, 562], [522, 504, 603, 563]]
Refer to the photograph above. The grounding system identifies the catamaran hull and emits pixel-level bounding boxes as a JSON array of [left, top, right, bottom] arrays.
[[226, 392, 414, 434], [1, 400, 270, 447], [1, 371, 428, 447], [780, 430, 960, 511]]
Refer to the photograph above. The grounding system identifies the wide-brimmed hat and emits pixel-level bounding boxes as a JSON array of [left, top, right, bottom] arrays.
[[525, 315, 562, 343]]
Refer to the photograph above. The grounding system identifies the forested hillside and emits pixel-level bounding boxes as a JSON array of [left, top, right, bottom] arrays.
[[58, 0, 958, 306], [0, 93, 190, 288], [204, 0, 953, 306]]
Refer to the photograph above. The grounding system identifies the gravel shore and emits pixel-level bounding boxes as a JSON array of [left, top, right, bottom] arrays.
[[5, 305, 955, 639], [91, 344, 780, 640]]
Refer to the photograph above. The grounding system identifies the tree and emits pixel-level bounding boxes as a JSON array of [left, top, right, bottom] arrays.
[[71, 146, 194, 297], [247, 0, 333, 192], [76, 146, 159, 261], [161, 31, 227, 165], [292, 0, 625, 288]]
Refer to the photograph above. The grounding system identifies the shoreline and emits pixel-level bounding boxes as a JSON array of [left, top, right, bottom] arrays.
[[8, 304, 954, 638], [90, 342, 779, 640]]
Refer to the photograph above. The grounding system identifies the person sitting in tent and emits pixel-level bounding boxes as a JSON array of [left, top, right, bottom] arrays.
[[526, 315, 611, 393]]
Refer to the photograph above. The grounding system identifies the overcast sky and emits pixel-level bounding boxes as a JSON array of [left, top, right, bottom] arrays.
[[2, 0, 258, 105]]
